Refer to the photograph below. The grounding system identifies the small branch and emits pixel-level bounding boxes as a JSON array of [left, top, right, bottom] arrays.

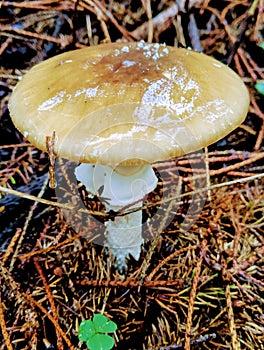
[[1, 228, 22, 265], [74, 278, 184, 289], [225, 284, 241, 350], [0, 290, 13, 350], [46, 131, 57, 189], [184, 239, 206, 350], [131, 4, 180, 40], [34, 259, 64, 350], [141, 0, 153, 42], [0, 37, 12, 56], [1, 0, 74, 11], [146, 245, 198, 282], [18, 232, 84, 261], [0, 24, 72, 48]]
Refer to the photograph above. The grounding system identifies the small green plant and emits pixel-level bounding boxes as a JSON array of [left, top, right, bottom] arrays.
[[255, 82, 264, 95], [78, 314, 117, 350], [255, 43, 264, 95]]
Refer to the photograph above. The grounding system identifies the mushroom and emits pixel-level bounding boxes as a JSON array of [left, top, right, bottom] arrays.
[[8, 41, 249, 269]]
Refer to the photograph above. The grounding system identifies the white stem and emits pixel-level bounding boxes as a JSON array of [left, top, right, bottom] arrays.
[[75, 163, 158, 269], [105, 202, 143, 268]]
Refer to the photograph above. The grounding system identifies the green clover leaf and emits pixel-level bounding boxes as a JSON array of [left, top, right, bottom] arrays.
[[78, 314, 117, 350], [93, 314, 117, 334], [78, 320, 96, 342], [255, 82, 264, 95], [87, 333, 115, 350]]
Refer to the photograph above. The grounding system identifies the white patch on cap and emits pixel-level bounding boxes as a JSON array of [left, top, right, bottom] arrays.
[[38, 91, 66, 111]]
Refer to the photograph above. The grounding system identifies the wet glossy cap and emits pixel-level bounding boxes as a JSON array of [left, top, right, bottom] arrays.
[[9, 42, 249, 166]]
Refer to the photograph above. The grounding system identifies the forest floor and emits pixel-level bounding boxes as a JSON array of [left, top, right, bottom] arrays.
[[0, 1, 263, 349]]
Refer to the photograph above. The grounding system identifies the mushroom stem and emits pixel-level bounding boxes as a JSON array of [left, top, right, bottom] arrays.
[[104, 200, 144, 268], [75, 163, 158, 269]]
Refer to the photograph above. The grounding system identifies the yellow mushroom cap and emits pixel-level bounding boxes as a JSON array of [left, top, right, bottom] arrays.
[[9, 42, 249, 166]]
